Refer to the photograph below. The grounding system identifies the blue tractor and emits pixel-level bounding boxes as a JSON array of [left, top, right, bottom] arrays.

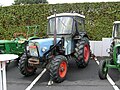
[[19, 13, 90, 83]]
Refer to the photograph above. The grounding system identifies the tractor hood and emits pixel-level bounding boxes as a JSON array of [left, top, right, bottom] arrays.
[[0, 40, 14, 43], [29, 38, 61, 57]]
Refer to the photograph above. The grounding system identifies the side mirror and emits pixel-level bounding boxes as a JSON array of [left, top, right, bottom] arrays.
[[106, 48, 110, 53]]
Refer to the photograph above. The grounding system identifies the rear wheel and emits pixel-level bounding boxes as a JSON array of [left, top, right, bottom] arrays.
[[19, 53, 36, 76], [98, 60, 108, 79], [74, 38, 90, 68], [49, 55, 68, 83]]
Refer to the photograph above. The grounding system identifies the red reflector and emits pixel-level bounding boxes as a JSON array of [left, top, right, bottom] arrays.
[[29, 46, 37, 49]]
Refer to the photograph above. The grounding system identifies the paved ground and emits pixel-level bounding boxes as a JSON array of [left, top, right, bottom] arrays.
[[6, 57, 120, 90]]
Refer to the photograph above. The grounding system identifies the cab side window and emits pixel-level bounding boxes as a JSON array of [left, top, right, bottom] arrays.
[[117, 24, 120, 37], [76, 17, 85, 32]]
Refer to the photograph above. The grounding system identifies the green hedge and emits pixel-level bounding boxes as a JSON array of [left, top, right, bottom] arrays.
[[0, 2, 120, 40]]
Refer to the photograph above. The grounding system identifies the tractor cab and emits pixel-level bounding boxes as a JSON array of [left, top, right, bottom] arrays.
[[47, 13, 87, 55], [112, 21, 120, 45], [47, 13, 85, 37]]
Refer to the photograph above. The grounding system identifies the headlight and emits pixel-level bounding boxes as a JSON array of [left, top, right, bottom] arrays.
[[42, 47, 47, 52], [29, 45, 38, 57]]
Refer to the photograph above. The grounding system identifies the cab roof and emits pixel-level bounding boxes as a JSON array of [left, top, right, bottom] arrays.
[[114, 21, 120, 24], [47, 13, 85, 19]]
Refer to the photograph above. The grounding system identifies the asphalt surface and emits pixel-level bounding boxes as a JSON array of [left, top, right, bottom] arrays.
[[6, 57, 120, 90]]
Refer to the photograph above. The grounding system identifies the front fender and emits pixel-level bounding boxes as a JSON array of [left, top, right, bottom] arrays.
[[28, 36, 40, 40], [113, 44, 120, 64]]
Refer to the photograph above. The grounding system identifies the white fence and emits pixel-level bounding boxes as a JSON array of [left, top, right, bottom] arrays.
[[90, 38, 112, 56]]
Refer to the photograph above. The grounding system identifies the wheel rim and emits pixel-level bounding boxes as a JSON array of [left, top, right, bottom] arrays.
[[26, 67, 34, 72], [59, 61, 67, 78], [103, 62, 108, 75], [103, 67, 107, 74], [84, 44, 90, 62], [26, 64, 34, 72]]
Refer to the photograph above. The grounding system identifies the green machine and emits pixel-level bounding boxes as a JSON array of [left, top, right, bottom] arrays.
[[0, 25, 40, 63], [99, 21, 120, 79]]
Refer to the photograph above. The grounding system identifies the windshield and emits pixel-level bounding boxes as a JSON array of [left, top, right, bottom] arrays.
[[48, 17, 73, 34], [114, 24, 120, 37]]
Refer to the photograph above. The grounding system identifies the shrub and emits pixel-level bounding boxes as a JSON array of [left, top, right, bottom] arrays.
[[0, 2, 120, 40]]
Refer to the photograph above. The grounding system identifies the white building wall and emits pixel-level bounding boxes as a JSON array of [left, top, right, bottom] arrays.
[[90, 38, 112, 56]]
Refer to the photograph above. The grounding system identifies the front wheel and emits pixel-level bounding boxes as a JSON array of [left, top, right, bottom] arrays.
[[49, 55, 68, 83], [19, 53, 37, 76], [98, 60, 108, 79]]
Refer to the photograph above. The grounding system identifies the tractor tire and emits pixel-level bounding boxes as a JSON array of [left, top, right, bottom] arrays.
[[109, 43, 114, 64], [109, 43, 113, 57], [19, 53, 36, 76], [98, 60, 108, 80], [49, 55, 68, 83], [74, 37, 90, 68]]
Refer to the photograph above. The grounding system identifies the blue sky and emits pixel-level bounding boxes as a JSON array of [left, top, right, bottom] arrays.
[[0, 0, 120, 6]]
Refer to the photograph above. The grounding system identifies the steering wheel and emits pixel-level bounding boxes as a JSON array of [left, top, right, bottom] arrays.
[[13, 33, 26, 43], [14, 33, 26, 38]]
